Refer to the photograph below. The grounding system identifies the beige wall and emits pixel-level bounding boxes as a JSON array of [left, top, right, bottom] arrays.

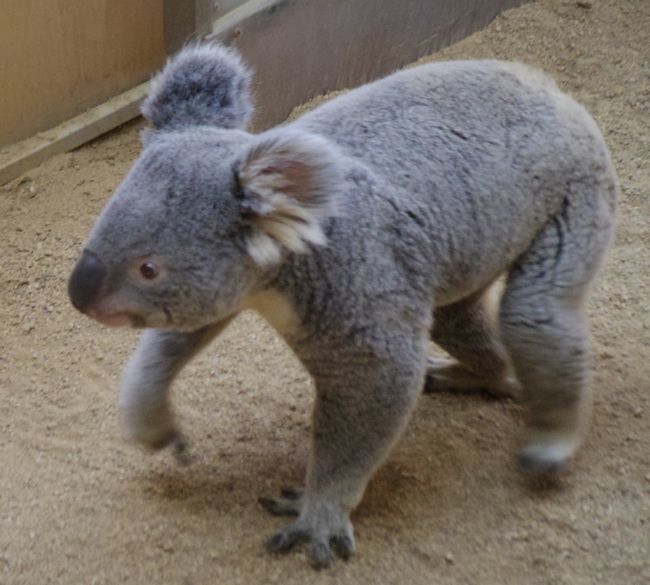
[[0, 0, 164, 146]]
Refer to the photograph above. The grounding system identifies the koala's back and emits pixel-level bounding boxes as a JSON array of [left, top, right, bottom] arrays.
[[293, 60, 617, 304], [296, 59, 610, 190]]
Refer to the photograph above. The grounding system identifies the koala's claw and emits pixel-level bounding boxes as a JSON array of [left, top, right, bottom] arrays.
[[259, 486, 304, 516], [265, 526, 309, 553], [265, 509, 355, 568], [329, 535, 355, 561], [146, 429, 193, 465], [258, 497, 300, 517], [309, 541, 334, 569], [280, 486, 303, 500], [171, 433, 193, 466]]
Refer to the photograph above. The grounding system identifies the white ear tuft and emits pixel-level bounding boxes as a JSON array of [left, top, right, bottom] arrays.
[[237, 130, 345, 266]]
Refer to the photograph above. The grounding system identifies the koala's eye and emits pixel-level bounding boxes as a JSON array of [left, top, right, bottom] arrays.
[[139, 261, 159, 280]]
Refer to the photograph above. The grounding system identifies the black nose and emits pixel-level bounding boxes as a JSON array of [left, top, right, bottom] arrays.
[[68, 250, 107, 312]]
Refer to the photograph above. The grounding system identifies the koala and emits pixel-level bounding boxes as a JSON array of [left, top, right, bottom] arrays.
[[68, 44, 617, 567]]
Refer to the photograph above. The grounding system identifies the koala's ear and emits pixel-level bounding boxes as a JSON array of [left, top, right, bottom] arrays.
[[141, 43, 253, 131], [236, 130, 345, 266]]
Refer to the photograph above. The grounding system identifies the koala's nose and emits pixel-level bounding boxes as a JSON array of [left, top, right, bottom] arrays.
[[68, 250, 107, 313]]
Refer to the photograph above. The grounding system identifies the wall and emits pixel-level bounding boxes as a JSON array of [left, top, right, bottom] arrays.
[[211, 0, 529, 131], [0, 0, 164, 146]]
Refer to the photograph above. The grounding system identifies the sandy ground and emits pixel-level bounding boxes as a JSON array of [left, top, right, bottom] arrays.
[[1, 1, 648, 583]]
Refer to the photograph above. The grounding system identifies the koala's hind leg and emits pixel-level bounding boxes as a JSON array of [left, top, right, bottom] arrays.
[[500, 193, 614, 475], [426, 282, 520, 399], [263, 331, 427, 567]]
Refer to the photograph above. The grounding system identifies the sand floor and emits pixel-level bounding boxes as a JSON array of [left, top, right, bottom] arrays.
[[1, 0, 648, 583]]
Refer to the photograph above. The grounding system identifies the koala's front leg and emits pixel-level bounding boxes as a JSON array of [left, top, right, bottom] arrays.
[[264, 334, 426, 567], [119, 319, 232, 461]]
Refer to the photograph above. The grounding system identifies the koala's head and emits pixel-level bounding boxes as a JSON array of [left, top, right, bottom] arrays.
[[68, 44, 344, 332]]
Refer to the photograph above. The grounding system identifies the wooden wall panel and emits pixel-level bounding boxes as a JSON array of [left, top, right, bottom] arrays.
[[211, 0, 528, 131], [0, 0, 164, 146]]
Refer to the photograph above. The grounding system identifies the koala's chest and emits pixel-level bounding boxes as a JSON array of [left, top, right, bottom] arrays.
[[243, 290, 300, 337]]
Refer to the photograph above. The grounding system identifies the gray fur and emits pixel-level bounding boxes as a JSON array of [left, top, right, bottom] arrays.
[[68, 45, 618, 566], [142, 44, 253, 131]]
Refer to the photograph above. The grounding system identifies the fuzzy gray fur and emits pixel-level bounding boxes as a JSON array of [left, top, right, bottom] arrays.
[[69, 45, 617, 567], [142, 44, 253, 131]]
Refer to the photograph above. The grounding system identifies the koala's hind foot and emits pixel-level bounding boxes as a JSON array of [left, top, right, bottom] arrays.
[[259, 487, 304, 517], [424, 357, 520, 399], [500, 192, 614, 476], [265, 502, 356, 568], [428, 283, 520, 400]]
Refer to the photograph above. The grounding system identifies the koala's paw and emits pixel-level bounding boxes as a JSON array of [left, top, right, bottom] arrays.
[[265, 502, 355, 569], [424, 357, 520, 400], [518, 432, 578, 476], [259, 486, 304, 516], [119, 405, 193, 465], [169, 433, 194, 466]]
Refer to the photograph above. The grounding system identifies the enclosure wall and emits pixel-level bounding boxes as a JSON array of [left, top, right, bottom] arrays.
[[0, 0, 164, 146]]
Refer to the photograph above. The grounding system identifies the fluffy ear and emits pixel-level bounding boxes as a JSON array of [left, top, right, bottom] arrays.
[[142, 43, 253, 131], [236, 130, 345, 266]]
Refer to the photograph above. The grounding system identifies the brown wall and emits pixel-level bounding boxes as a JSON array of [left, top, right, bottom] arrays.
[[0, 0, 164, 146]]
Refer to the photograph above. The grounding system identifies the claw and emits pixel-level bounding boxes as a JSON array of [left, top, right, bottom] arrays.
[[265, 528, 307, 554], [171, 434, 193, 466], [258, 496, 300, 517], [280, 487, 304, 500], [330, 534, 355, 560], [309, 540, 333, 569]]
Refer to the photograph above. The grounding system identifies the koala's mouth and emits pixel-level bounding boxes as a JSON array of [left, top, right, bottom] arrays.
[[87, 310, 136, 328]]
